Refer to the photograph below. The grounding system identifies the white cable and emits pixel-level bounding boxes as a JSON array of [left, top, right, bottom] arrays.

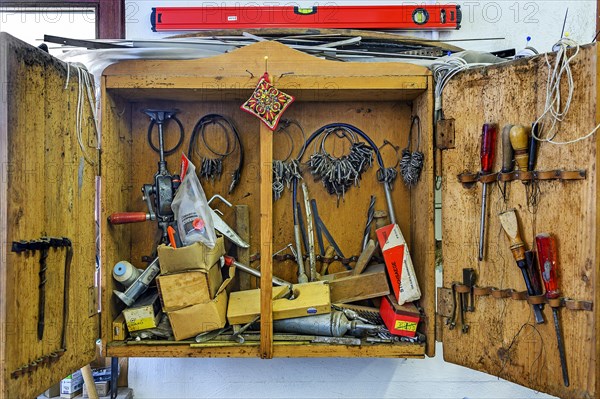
[[431, 57, 490, 114], [533, 38, 599, 145], [65, 62, 98, 166]]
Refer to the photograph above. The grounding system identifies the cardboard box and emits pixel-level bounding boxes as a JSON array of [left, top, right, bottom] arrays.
[[157, 236, 225, 275], [167, 266, 234, 341], [60, 370, 83, 398], [43, 382, 61, 398], [112, 313, 127, 341], [122, 289, 161, 332], [157, 266, 222, 312], [376, 223, 421, 305], [379, 294, 421, 337], [83, 381, 110, 397]]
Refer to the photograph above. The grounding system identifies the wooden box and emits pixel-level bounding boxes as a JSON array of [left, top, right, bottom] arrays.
[[1, 31, 597, 399]]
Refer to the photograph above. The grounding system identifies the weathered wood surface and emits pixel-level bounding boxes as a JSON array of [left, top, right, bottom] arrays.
[[0, 33, 98, 398], [441, 44, 597, 398]]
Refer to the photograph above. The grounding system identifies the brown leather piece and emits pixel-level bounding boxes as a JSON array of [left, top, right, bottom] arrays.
[[564, 299, 594, 311], [442, 286, 593, 312], [548, 298, 563, 308], [457, 172, 479, 183], [457, 169, 587, 184], [455, 284, 471, 294], [491, 288, 510, 298], [509, 290, 528, 300], [479, 173, 497, 184], [498, 172, 515, 182], [473, 286, 491, 296], [527, 295, 547, 305], [515, 170, 534, 181]]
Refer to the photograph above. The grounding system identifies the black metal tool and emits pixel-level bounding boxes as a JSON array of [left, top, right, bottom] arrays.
[[536, 233, 569, 387], [12, 237, 73, 342], [296, 202, 309, 252], [463, 268, 476, 312], [499, 209, 545, 324], [362, 196, 376, 251], [310, 200, 325, 256], [447, 283, 457, 330], [108, 109, 183, 245], [310, 199, 348, 269]]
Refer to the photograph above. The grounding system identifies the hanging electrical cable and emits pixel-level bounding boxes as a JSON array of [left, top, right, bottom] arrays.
[[64, 62, 99, 167]]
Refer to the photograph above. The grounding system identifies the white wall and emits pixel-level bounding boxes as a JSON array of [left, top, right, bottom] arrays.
[[125, 2, 596, 398]]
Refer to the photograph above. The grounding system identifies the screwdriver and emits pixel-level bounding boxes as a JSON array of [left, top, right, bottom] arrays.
[[500, 124, 514, 201], [498, 209, 545, 324], [535, 233, 569, 387], [478, 123, 497, 261]]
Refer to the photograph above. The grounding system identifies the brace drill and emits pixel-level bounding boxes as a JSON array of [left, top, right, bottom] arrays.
[[108, 110, 183, 244]]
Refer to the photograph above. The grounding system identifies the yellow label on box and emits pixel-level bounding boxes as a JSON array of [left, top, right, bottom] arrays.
[[126, 315, 157, 332], [394, 320, 418, 332]]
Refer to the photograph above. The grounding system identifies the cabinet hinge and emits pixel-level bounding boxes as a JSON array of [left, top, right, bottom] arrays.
[[435, 118, 455, 150], [88, 285, 98, 318]]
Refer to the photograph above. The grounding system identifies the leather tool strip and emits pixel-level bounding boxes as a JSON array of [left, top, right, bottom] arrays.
[[447, 284, 593, 311], [457, 169, 587, 185]]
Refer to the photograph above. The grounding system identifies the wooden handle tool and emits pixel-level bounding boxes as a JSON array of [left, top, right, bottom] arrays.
[[499, 209, 545, 324], [509, 125, 531, 171]]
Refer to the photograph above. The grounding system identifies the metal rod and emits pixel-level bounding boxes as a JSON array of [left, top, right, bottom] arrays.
[[362, 196, 376, 250], [293, 181, 308, 283], [552, 308, 570, 387], [301, 183, 317, 281], [383, 182, 396, 225], [478, 183, 488, 261], [232, 259, 292, 289]]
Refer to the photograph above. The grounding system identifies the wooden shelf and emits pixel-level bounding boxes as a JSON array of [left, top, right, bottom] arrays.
[[106, 341, 425, 359]]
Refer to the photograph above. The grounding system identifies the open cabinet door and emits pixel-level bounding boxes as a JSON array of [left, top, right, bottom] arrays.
[[0, 33, 99, 398], [438, 44, 597, 398]]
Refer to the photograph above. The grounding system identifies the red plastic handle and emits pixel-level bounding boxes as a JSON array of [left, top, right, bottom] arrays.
[[108, 212, 148, 224], [535, 233, 560, 299], [480, 123, 498, 174], [223, 255, 235, 267]]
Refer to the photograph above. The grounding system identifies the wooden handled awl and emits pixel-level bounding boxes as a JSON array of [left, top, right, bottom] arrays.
[[509, 125, 531, 171], [499, 209, 545, 324]]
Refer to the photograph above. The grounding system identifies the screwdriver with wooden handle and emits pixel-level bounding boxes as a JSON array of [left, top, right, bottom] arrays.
[[478, 123, 497, 261], [500, 124, 514, 200], [535, 233, 569, 387], [498, 209, 545, 323]]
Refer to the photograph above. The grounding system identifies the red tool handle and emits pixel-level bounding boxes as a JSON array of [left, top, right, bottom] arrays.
[[535, 233, 560, 299], [223, 255, 235, 267], [108, 212, 148, 225], [480, 123, 498, 174]]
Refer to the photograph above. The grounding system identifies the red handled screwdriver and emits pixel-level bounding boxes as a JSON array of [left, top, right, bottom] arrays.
[[479, 123, 497, 261], [536, 233, 569, 387]]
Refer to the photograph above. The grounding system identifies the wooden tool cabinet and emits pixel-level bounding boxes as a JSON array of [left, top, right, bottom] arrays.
[[0, 32, 598, 399]]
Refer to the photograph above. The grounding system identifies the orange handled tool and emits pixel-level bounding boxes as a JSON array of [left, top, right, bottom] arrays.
[[108, 212, 149, 224], [478, 123, 497, 261], [167, 226, 178, 249], [536, 233, 569, 387]]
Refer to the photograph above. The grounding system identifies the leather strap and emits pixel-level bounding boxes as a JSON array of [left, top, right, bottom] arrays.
[[445, 285, 593, 311], [457, 169, 586, 185], [455, 284, 471, 294]]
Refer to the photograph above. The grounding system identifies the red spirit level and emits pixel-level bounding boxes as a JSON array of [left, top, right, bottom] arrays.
[[151, 5, 461, 32]]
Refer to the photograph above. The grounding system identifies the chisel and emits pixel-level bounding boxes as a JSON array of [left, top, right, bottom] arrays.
[[536, 233, 569, 387], [500, 124, 514, 200], [478, 123, 497, 261], [498, 209, 545, 324]]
